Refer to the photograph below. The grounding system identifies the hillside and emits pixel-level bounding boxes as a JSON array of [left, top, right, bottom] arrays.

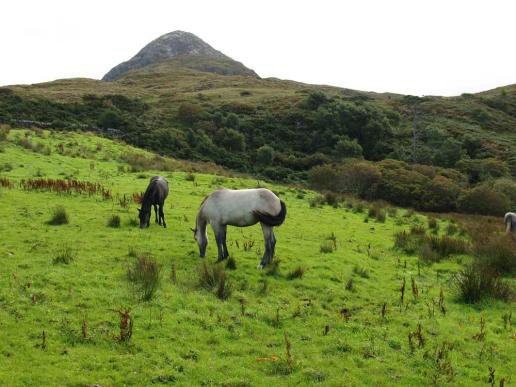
[[0, 129, 514, 385], [0, 31, 515, 215]]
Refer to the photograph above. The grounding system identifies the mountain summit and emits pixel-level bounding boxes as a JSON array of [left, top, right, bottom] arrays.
[[102, 30, 258, 81]]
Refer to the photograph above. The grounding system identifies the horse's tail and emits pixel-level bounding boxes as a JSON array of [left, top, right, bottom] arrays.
[[254, 200, 287, 227]]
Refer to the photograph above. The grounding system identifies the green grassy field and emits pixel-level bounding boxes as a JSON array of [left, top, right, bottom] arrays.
[[0, 130, 514, 386]]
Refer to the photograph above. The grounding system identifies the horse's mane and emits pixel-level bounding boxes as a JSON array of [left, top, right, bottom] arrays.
[[199, 195, 209, 207]]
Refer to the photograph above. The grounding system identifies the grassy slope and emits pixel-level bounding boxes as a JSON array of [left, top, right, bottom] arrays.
[[0, 130, 514, 386]]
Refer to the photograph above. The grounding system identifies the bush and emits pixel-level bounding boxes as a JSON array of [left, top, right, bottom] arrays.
[[107, 214, 121, 228], [177, 103, 203, 125], [422, 235, 470, 259], [420, 176, 461, 212], [457, 186, 510, 216], [338, 161, 382, 199], [48, 205, 69, 225], [453, 265, 512, 303], [127, 253, 161, 301], [256, 145, 274, 167], [368, 204, 386, 222], [428, 217, 438, 230], [474, 234, 516, 275]]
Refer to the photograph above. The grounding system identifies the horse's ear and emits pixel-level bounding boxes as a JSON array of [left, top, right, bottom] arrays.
[[137, 208, 141, 213]]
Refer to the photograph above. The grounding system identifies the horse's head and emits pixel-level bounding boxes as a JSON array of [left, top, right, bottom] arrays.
[[192, 227, 207, 257], [138, 208, 150, 228]]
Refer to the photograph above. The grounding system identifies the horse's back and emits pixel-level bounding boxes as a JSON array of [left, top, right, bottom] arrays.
[[146, 176, 169, 202], [205, 188, 280, 226]]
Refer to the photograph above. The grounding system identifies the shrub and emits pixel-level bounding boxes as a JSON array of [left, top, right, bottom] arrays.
[[491, 178, 516, 206], [287, 266, 306, 280], [428, 217, 438, 231], [256, 145, 274, 167], [107, 214, 121, 228], [420, 176, 461, 212], [473, 234, 516, 275], [422, 235, 470, 259], [177, 103, 204, 124], [418, 243, 440, 264], [53, 245, 76, 264], [453, 265, 512, 303], [368, 204, 386, 222], [48, 205, 69, 225], [127, 253, 161, 301], [394, 231, 419, 254], [308, 164, 340, 191], [457, 186, 510, 216]]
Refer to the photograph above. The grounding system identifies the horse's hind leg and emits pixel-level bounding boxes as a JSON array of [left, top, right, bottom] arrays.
[[154, 204, 159, 224], [159, 204, 166, 228], [259, 224, 275, 269], [213, 224, 227, 262], [222, 227, 229, 259]]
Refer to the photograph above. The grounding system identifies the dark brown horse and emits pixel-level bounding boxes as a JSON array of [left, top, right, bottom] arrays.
[[138, 176, 169, 228]]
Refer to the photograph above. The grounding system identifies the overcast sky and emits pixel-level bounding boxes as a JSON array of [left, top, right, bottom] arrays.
[[1, 0, 515, 96]]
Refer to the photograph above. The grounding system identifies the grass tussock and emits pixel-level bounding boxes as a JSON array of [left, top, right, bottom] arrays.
[[197, 261, 232, 300], [286, 266, 306, 280], [395, 226, 469, 263], [127, 253, 161, 301], [353, 265, 370, 278], [453, 265, 513, 303], [368, 204, 386, 222], [107, 214, 121, 228], [48, 205, 69, 225], [53, 245, 76, 264], [473, 234, 516, 275]]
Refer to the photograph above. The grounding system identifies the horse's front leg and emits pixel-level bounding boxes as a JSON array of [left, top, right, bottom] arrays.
[[212, 223, 226, 262], [159, 203, 166, 228]]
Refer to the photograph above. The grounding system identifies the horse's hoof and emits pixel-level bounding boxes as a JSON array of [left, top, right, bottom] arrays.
[[257, 263, 265, 270]]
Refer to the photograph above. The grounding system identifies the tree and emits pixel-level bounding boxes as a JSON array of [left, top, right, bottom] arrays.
[[305, 91, 328, 110], [217, 128, 246, 152], [335, 136, 363, 158], [457, 186, 510, 216], [177, 103, 203, 125], [97, 109, 125, 129], [256, 145, 274, 167], [225, 113, 240, 129]]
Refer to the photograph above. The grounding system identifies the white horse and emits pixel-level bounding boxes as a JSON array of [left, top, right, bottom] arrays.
[[504, 212, 516, 233], [192, 188, 287, 268]]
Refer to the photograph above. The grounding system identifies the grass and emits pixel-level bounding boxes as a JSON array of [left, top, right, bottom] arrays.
[[127, 252, 161, 301], [47, 205, 69, 225], [0, 129, 514, 386]]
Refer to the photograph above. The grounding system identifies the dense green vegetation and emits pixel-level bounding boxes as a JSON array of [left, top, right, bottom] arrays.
[[0, 129, 514, 386]]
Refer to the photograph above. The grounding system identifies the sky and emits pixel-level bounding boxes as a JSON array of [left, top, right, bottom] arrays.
[[1, 0, 515, 96]]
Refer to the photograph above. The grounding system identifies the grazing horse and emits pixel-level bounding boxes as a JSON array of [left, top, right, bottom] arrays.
[[138, 176, 169, 228], [504, 212, 516, 233], [192, 188, 287, 268]]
